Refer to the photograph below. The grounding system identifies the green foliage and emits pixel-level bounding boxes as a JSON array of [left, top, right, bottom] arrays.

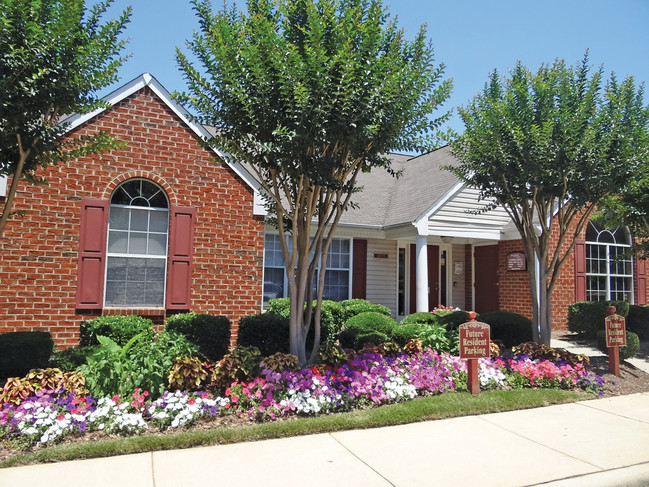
[[49, 346, 97, 373], [0, 331, 54, 380], [449, 52, 649, 344], [80, 315, 154, 347], [261, 352, 299, 373], [627, 305, 649, 339], [478, 311, 533, 348], [167, 356, 211, 392], [314, 341, 347, 367], [437, 310, 471, 331], [78, 331, 197, 399], [391, 322, 458, 354], [177, 0, 451, 364], [596, 331, 641, 360], [339, 299, 392, 323], [165, 313, 231, 362], [238, 313, 290, 356], [0, 0, 131, 237], [265, 298, 342, 343], [339, 312, 398, 349], [400, 312, 439, 326], [567, 301, 630, 337], [212, 346, 263, 393]]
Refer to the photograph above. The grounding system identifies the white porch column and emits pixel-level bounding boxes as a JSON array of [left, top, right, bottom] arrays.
[[415, 235, 428, 312]]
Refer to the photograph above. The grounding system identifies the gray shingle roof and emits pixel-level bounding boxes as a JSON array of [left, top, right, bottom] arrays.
[[340, 146, 461, 228]]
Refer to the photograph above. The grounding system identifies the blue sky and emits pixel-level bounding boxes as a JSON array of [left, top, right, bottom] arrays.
[[98, 0, 649, 138]]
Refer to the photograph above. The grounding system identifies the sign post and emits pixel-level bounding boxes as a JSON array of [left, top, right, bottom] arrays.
[[459, 312, 490, 395], [605, 306, 626, 377]]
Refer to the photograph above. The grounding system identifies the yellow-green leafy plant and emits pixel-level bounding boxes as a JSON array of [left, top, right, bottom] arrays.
[[261, 352, 299, 373], [168, 356, 211, 392]]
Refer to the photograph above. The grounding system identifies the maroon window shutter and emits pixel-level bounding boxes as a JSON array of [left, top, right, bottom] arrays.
[[352, 239, 367, 299], [574, 239, 587, 302], [75, 199, 108, 309], [637, 258, 647, 305], [166, 206, 195, 309]]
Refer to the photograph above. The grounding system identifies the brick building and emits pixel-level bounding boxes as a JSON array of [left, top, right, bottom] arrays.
[[1, 74, 646, 348]]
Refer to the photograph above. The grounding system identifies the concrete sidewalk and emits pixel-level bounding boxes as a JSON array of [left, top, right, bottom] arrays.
[[2, 393, 648, 486], [551, 337, 649, 375]]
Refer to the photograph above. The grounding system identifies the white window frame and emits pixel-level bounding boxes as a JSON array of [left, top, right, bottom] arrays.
[[104, 180, 169, 308], [585, 222, 633, 303], [262, 232, 352, 306]]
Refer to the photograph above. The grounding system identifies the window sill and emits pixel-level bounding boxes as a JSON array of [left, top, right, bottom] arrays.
[[101, 307, 166, 317]]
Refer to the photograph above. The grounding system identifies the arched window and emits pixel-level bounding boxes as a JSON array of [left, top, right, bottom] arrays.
[[585, 221, 633, 302], [105, 179, 169, 307]]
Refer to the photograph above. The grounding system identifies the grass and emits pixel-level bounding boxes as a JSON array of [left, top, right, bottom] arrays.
[[0, 388, 588, 469]]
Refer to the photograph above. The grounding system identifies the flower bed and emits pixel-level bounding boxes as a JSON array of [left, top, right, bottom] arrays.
[[0, 349, 605, 449]]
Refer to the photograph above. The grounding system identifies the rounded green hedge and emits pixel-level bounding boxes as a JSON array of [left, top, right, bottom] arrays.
[[400, 312, 439, 326], [238, 312, 290, 356], [627, 305, 649, 339], [0, 331, 54, 380], [339, 311, 398, 349], [596, 330, 640, 360], [165, 313, 231, 361], [80, 315, 154, 347], [478, 311, 533, 348]]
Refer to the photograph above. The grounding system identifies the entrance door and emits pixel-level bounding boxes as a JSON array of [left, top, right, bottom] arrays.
[[409, 244, 440, 312], [474, 245, 499, 313]]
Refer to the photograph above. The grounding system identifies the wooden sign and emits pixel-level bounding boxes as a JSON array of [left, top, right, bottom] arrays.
[[506, 252, 527, 272], [459, 321, 490, 359], [605, 314, 626, 348]]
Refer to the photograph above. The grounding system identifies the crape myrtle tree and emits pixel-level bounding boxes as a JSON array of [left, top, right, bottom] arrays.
[[449, 53, 649, 345], [176, 0, 452, 365], [0, 0, 131, 238]]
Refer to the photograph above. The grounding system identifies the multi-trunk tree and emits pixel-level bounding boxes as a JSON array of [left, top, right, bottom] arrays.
[[176, 0, 452, 364], [450, 53, 649, 345], [0, 0, 131, 238]]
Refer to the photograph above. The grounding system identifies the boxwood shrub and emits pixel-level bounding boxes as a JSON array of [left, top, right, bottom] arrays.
[[400, 312, 439, 326], [339, 311, 398, 349], [437, 310, 471, 331], [339, 299, 392, 322], [49, 346, 97, 372], [478, 311, 533, 348], [0, 331, 54, 380], [237, 313, 290, 356], [265, 298, 342, 342], [627, 305, 649, 339], [568, 301, 630, 337], [80, 315, 154, 347], [165, 313, 231, 361], [596, 330, 640, 360]]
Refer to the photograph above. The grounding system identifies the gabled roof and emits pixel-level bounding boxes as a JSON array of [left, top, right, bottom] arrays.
[[60, 73, 265, 214]]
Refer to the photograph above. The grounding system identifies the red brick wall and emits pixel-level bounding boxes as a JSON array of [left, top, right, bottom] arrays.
[[496, 240, 532, 319], [0, 87, 264, 348]]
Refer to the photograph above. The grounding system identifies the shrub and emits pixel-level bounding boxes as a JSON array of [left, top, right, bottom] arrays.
[[79, 315, 154, 347], [437, 310, 471, 331], [167, 356, 211, 392], [567, 301, 630, 337], [165, 313, 231, 362], [238, 313, 289, 356], [212, 346, 263, 392], [0, 331, 54, 381], [627, 305, 649, 339], [78, 331, 197, 399], [314, 341, 347, 366], [265, 298, 343, 342], [261, 352, 299, 373], [339, 311, 398, 349], [339, 299, 392, 322], [596, 330, 640, 360], [49, 346, 97, 372], [0, 368, 87, 406], [400, 312, 439, 326], [478, 311, 533, 348], [391, 323, 427, 346]]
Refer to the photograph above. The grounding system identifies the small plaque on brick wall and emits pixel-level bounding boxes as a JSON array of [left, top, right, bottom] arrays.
[[507, 252, 526, 271]]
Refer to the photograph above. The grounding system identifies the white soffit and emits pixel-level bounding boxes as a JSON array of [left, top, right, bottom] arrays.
[[0, 175, 6, 197], [425, 185, 511, 239]]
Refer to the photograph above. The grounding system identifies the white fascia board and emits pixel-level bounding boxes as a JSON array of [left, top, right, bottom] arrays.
[[412, 180, 467, 229], [60, 73, 265, 210], [0, 175, 6, 197]]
